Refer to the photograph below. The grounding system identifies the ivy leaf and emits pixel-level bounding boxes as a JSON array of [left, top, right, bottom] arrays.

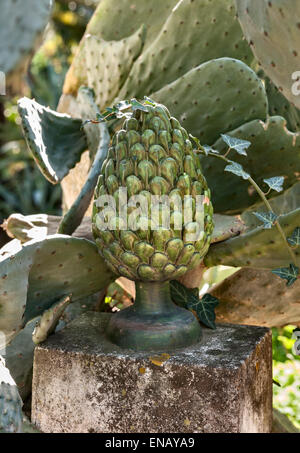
[[143, 96, 156, 106], [189, 134, 202, 150], [170, 280, 219, 329], [263, 176, 285, 193], [220, 134, 251, 156], [116, 110, 132, 120], [253, 211, 278, 229], [189, 293, 219, 329], [202, 144, 220, 155], [170, 280, 198, 308], [287, 227, 300, 247], [114, 100, 131, 111], [95, 112, 105, 121], [224, 161, 250, 180], [130, 98, 149, 113], [271, 264, 299, 287]]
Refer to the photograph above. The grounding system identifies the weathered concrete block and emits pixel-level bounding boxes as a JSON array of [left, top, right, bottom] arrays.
[[32, 312, 272, 433]]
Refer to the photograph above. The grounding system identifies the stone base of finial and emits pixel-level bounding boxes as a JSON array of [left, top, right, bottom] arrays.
[[31, 312, 272, 433]]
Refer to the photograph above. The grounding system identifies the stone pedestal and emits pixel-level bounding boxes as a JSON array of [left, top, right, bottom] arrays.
[[32, 312, 272, 433]]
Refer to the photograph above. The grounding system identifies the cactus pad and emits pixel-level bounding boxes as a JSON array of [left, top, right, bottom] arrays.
[[203, 116, 300, 213], [236, 0, 300, 109], [18, 97, 87, 184], [0, 357, 23, 433], [118, 0, 254, 101], [0, 235, 113, 347], [64, 25, 145, 109], [205, 182, 300, 269], [151, 57, 268, 144]]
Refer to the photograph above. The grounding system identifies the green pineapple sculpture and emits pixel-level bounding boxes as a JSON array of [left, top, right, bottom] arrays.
[[92, 100, 214, 351]]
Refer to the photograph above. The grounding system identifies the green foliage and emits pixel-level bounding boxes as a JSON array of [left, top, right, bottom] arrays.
[[263, 177, 284, 193], [273, 325, 300, 363], [273, 359, 300, 430], [77, 25, 146, 108], [263, 75, 300, 133], [58, 122, 110, 235], [224, 161, 250, 180], [203, 117, 300, 213], [0, 139, 61, 218], [253, 211, 278, 229], [32, 294, 72, 344], [0, 318, 38, 401], [152, 57, 267, 146], [0, 358, 23, 433], [288, 228, 300, 247], [220, 134, 251, 156], [236, 0, 300, 109], [273, 324, 300, 429], [118, 0, 254, 100], [18, 97, 87, 184], [272, 264, 299, 287], [0, 235, 113, 348], [170, 280, 219, 329]]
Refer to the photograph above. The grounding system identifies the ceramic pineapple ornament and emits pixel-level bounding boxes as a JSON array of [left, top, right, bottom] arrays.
[[92, 100, 214, 350]]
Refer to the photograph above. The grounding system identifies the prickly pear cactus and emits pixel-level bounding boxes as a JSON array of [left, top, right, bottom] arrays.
[[0, 235, 113, 348], [236, 0, 300, 109], [93, 101, 214, 281], [0, 357, 23, 433]]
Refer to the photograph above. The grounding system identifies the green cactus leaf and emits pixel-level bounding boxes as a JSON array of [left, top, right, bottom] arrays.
[[119, 0, 254, 101], [0, 235, 114, 348], [271, 264, 299, 287], [58, 123, 110, 235], [220, 134, 251, 156], [205, 183, 300, 269], [32, 295, 72, 344], [263, 75, 300, 133], [0, 0, 53, 95], [203, 116, 300, 213], [18, 97, 87, 184], [224, 162, 250, 180], [64, 24, 146, 109], [0, 318, 38, 401], [151, 57, 267, 144], [170, 280, 219, 329], [76, 87, 104, 158], [288, 227, 300, 247], [85, 0, 178, 50], [211, 214, 246, 243], [236, 0, 300, 109], [0, 357, 23, 433], [252, 211, 278, 229], [263, 176, 285, 193]]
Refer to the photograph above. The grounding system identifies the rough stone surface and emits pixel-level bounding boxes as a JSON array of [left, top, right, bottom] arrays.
[[32, 312, 272, 433]]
